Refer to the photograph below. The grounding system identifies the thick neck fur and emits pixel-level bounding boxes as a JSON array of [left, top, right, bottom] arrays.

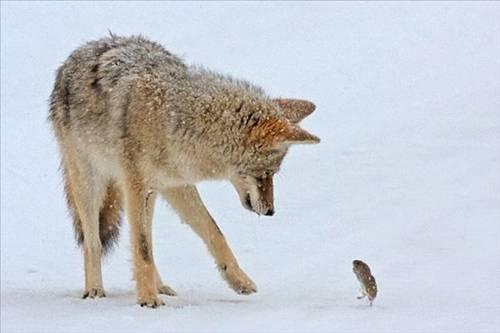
[[156, 65, 278, 181]]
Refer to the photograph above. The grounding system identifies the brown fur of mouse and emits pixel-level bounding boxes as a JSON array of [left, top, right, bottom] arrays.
[[352, 260, 378, 303]]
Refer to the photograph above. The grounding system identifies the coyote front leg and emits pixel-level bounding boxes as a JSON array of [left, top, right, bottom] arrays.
[[162, 185, 257, 295], [143, 191, 177, 296], [124, 172, 164, 308]]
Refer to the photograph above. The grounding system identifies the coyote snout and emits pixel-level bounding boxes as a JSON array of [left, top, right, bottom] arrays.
[[231, 174, 275, 216]]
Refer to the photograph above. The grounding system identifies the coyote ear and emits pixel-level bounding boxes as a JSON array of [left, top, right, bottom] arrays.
[[249, 118, 320, 149], [281, 126, 320, 146], [273, 98, 316, 123]]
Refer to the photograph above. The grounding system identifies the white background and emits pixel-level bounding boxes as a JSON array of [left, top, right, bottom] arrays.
[[1, 2, 499, 332]]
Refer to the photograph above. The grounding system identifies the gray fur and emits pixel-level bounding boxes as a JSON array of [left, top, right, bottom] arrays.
[[49, 34, 318, 304]]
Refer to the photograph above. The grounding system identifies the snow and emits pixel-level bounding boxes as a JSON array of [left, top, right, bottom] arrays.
[[1, 2, 499, 332]]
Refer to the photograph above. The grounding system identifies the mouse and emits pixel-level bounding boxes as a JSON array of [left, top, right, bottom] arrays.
[[352, 259, 377, 306]]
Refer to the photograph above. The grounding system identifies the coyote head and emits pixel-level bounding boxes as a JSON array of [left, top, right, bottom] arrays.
[[230, 98, 319, 216]]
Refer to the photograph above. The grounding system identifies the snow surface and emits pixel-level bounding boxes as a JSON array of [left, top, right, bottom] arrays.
[[1, 2, 499, 332]]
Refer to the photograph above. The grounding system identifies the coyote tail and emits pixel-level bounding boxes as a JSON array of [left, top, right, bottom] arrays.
[[62, 166, 122, 254]]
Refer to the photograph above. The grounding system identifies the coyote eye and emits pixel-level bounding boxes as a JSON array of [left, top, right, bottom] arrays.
[[261, 171, 273, 178], [255, 175, 266, 182]]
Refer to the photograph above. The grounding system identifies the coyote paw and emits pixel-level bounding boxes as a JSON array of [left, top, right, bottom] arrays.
[[138, 296, 165, 308], [82, 287, 106, 299], [158, 284, 177, 296], [220, 264, 257, 295]]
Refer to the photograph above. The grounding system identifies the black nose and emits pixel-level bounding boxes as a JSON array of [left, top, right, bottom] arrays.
[[244, 195, 252, 210], [264, 208, 274, 216]]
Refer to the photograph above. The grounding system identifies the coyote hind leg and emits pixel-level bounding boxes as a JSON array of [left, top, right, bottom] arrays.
[[63, 156, 107, 299]]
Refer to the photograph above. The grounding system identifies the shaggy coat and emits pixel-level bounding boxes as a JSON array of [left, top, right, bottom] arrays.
[[49, 34, 319, 307]]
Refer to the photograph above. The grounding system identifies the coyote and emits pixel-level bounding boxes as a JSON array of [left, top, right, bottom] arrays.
[[49, 35, 319, 307]]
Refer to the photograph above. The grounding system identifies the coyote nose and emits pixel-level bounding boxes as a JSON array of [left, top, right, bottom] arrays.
[[264, 208, 274, 216]]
